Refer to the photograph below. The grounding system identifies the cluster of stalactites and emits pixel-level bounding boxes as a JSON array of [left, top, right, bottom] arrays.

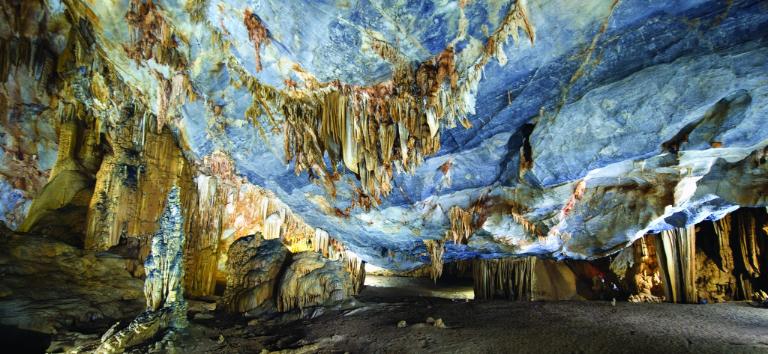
[[730, 209, 768, 298], [282, 85, 432, 206], [446, 206, 474, 244], [124, 0, 188, 69], [656, 226, 697, 303], [712, 215, 735, 272], [259, 1, 536, 207], [472, 256, 536, 301], [424, 239, 445, 283], [312, 228, 345, 260], [312, 229, 366, 291], [345, 251, 367, 294]]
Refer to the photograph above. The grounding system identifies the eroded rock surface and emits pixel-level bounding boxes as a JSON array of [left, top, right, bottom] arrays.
[[0, 226, 144, 334], [220, 235, 288, 314], [277, 252, 357, 312]]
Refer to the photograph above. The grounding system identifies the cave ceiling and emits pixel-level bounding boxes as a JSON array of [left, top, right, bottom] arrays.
[[4, 0, 768, 271]]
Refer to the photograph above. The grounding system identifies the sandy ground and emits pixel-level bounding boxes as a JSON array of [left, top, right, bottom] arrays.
[[166, 286, 768, 354]]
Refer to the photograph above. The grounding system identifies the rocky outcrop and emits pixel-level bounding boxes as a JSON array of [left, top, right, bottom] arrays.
[[220, 235, 288, 313], [277, 252, 357, 312], [532, 260, 579, 301], [0, 227, 144, 334], [96, 187, 188, 354], [612, 235, 666, 303]]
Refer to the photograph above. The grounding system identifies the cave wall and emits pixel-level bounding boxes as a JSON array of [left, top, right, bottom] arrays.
[[0, 1, 357, 300]]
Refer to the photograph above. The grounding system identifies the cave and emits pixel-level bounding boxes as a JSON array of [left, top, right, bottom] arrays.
[[1, 0, 767, 353]]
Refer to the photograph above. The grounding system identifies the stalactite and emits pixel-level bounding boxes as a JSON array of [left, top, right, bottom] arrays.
[[263, 211, 286, 240], [124, 0, 188, 69], [712, 214, 735, 271], [472, 257, 536, 301], [655, 226, 697, 303], [424, 239, 445, 283], [446, 206, 473, 244], [243, 9, 270, 72], [508, 213, 537, 237], [229, 2, 536, 208], [154, 71, 193, 132], [345, 251, 367, 294]]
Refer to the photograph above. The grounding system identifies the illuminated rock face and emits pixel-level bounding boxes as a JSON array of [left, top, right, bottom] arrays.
[[277, 252, 357, 312], [97, 187, 188, 354], [2, 0, 768, 273], [220, 236, 288, 313], [0, 226, 144, 334]]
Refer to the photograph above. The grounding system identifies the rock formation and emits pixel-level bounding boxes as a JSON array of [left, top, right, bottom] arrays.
[[655, 226, 698, 303], [0, 2, 767, 352], [96, 187, 188, 353], [2, 0, 768, 277], [0, 226, 144, 335], [473, 257, 536, 301], [277, 252, 357, 312], [220, 235, 288, 314]]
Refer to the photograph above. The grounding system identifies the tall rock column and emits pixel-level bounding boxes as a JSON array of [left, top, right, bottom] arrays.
[[655, 226, 697, 303], [96, 186, 187, 353]]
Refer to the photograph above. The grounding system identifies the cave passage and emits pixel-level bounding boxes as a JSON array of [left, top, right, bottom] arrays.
[[1, 0, 768, 353]]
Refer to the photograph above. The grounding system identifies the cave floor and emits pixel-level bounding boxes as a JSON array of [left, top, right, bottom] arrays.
[[174, 295, 768, 354]]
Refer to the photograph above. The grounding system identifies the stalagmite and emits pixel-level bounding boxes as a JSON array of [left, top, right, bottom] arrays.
[[613, 235, 665, 303], [655, 226, 697, 303], [96, 187, 188, 353], [473, 257, 536, 301]]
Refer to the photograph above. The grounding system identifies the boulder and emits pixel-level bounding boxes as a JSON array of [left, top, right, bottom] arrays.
[[220, 235, 289, 313], [276, 252, 355, 312]]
